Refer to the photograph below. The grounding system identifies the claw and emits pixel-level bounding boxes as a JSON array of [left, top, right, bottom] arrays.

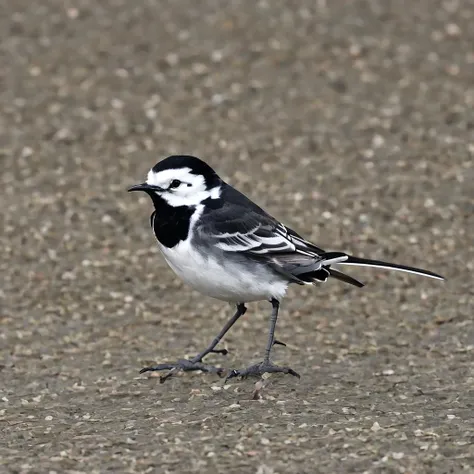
[[210, 348, 229, 355], [160, 369, 178, 384], [273, 339, 286, 347], [225, 369, 240, 383]]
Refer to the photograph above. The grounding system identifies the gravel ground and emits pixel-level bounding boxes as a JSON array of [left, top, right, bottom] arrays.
[[1, 1, 474, 473]]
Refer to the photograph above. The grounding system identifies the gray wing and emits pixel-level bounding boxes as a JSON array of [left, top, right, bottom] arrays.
[[195, 186, 337, 283]]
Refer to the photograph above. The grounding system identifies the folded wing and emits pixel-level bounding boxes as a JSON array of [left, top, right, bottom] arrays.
[[196, 189, 356, 285]]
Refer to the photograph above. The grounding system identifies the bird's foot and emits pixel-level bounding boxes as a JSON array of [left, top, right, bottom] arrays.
[[140, 358, 226, 383], [225, 361, 300, 382]]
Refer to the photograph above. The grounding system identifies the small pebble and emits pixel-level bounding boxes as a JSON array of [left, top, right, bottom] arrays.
[[371, 421, 381, 432]]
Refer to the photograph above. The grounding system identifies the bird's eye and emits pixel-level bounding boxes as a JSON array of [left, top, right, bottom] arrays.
[[169, 179, 181, 189]]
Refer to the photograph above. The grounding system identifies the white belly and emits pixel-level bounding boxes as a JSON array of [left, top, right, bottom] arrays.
[[158, 241, 288, 303]]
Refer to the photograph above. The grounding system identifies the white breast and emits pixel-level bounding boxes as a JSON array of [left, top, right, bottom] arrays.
[[157, 240, 288, 303]]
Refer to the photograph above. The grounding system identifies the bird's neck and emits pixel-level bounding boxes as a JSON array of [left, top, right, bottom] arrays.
[[149, 195, 196, 248]]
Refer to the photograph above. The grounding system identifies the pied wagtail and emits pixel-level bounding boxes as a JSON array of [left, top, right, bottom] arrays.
[[128, 155, 444, 383]]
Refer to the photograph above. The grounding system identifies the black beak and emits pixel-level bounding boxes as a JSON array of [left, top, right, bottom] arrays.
[[127, 183, 163, 193]]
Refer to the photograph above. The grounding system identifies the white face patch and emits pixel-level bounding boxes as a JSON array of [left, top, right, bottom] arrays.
[[146, 167, 221, 207]]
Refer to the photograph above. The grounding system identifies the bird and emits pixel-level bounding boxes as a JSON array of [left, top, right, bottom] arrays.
[[128, 155, 444, 383]]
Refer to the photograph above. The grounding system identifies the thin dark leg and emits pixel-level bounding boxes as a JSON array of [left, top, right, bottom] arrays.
[[191, 303, 247, 362], [140, 303, 247, 382], [263, 299, 279, 363], [226, 299, 300, 382]]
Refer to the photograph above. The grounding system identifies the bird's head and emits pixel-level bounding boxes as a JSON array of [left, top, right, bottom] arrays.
[[128, 155, 222, 207]]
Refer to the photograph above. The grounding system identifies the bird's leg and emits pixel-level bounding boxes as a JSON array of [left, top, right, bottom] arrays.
[[189, 303, 247, 362], [226, 299, 300, 382], [263, 298, 279, 363], [140, 303, 247, 383]]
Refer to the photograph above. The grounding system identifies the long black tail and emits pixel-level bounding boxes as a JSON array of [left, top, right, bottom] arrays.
[[322, 252, 445, 281]]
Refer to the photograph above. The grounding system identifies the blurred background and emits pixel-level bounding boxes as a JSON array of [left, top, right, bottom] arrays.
[[1, 0, 473, 472]]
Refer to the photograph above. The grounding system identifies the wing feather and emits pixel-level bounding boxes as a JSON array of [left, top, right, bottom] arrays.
[[196, 186, 325, 273], [194, 185, 337, 284]]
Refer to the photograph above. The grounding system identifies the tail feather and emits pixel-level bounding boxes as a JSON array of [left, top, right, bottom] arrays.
[[328, 268, 365, 288], [334, 255, 445, 281]]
